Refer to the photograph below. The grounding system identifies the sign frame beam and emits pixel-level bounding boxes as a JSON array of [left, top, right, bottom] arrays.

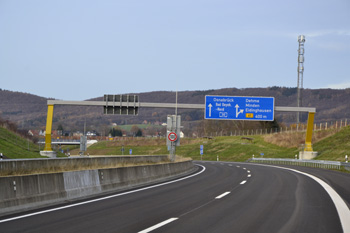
[[42, 99, 316, 154]]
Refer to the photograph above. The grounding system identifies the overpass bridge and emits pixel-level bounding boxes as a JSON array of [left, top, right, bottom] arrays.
[[39, 139, 80, 145]]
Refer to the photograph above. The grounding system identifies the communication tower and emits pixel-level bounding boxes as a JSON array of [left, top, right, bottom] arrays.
[[297, 35, 305, 124]]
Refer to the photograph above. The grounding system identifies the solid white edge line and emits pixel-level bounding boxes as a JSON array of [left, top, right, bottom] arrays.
[[240, 180, 247, 185], [215, 192, 231, 199], [248, 163, 350, 233], [0, 165, 206, 224], [138, 218, 178, 233]]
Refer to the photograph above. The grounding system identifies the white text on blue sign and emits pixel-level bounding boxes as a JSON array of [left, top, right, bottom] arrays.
[[205, 96, 274, 121]]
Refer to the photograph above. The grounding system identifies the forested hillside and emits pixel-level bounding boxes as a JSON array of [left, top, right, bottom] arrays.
[[0, 87, 349, 134]]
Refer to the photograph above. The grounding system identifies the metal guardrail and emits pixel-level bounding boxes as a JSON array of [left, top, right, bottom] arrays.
[[341, 162, 350, 171], [249, 158, 344, 170]]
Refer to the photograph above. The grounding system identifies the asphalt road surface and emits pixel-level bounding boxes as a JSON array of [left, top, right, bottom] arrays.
[[1, 161, 350, 233]]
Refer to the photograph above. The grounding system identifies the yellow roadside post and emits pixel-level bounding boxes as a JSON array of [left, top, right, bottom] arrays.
[[304, 112, 315, 152], [43, 104, 54, 151]]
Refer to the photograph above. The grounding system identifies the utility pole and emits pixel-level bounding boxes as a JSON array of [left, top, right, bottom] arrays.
[[297, 35, 305, 124]]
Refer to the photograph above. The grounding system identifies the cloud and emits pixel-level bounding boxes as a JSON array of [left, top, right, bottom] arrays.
[[317, 42, 350, 51], [295, 29, 350, 51], [305, 29, 350, 38], [270, 29, 350, 40], [326, 81, 350, 89]]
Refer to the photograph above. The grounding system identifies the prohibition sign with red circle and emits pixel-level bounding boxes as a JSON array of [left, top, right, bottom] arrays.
[[168, 132, 177, 142]]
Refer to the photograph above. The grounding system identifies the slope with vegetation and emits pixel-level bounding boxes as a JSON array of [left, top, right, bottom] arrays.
[[313, 126, 350, 161], [0, 126, 42, 159], [1, 109, 349, 162], [76, 135, 298, 162], [78, 127, 349, 162]]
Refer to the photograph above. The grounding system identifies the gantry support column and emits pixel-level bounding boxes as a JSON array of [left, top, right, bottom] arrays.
[[40, 104, 56, 157], [299, 111, 318, 159], [304, 112, 315, 152]]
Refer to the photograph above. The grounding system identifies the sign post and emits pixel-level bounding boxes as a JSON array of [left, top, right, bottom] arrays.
[[200, 145, 203, 160], [80, 136, 87, 155], [205, 96, 274, 121], [166, 115, 181, 162], [168, 132, 177, 162]]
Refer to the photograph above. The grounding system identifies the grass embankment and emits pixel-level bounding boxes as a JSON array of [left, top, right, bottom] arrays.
[[83, 127, 350, 162], [2, 124, 349, 162], [0, 127, 42, 159], [176, 136, 299, 161], [85, 138, 169, 156], [80, 136, 299, 162], [0, 126, 68, 159], [261, 127, 350, 161], [263, 129, 337, 148], [313, 126, 350, 161]]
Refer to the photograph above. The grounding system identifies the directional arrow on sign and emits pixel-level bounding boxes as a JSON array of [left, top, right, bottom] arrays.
[[208, 103, 212, 117], [235, 104, 244, 118]]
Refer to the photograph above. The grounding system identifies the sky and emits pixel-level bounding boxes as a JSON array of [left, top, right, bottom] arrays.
[[1, 0, 350, 100]]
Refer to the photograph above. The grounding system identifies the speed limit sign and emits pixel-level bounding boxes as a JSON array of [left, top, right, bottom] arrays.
[[168, 132, 177, 142]]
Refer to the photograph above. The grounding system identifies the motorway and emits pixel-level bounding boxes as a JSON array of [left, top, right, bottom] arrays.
[[1, 161, 350, 233]]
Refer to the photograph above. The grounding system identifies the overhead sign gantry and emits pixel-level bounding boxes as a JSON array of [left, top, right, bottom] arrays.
[[41, 95, 316, 159]]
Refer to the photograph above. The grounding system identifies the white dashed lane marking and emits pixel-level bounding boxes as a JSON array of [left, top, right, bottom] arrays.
[[138, 218, 178, 233], [215, 192, 231, 199]]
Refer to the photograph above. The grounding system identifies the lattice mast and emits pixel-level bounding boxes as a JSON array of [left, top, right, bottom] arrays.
[[297, 35, 305, 124]]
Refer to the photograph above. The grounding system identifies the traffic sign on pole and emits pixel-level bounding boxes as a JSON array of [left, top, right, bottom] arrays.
[[168, 132, 177, 142], [166, 115, 181, 146], [205, 96, 274, 121]]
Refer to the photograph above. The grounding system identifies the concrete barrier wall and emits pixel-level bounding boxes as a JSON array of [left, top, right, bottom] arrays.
[[0, 160, 194, 216], [0, 173, 66, 210], [0, 155, 169, 176]]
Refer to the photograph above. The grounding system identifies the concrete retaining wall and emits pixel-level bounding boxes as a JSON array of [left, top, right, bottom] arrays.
[[0, 155, 169, 176], [0, 160, 194, 216]]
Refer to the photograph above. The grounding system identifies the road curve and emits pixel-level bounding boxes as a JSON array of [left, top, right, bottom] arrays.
[[1, 161, 349, 233]]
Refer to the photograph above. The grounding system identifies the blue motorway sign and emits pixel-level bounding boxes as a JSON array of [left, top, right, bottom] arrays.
[[205, 96, 274, 121]]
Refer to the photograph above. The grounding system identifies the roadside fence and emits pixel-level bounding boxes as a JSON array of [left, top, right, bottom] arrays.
[[196, 118, 349, 137]]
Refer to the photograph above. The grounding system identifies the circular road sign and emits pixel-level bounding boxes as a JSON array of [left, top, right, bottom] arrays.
[[168, 132, 177, 142]]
